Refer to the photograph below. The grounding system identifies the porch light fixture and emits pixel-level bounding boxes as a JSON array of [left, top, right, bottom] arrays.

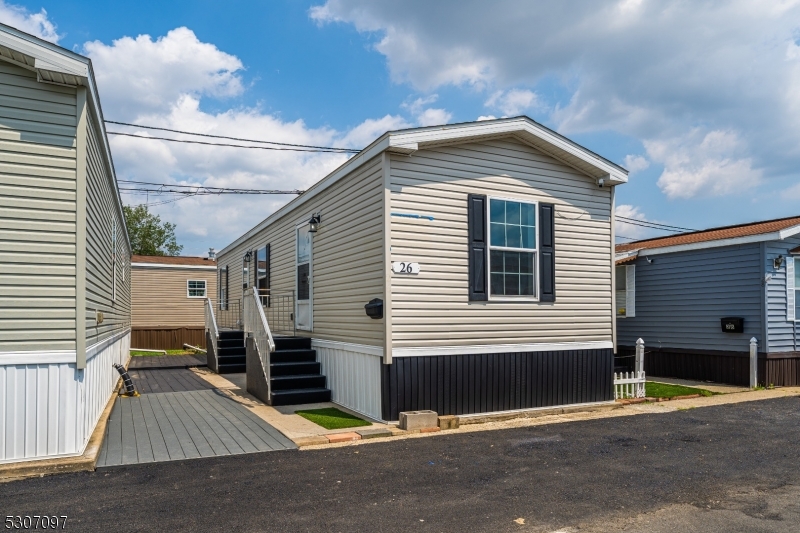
[[774, 254, 784, 270], [308, 214, 321, 233], [244, 250, 252, 262]]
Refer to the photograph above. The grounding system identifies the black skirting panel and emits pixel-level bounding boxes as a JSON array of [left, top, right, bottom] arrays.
[[381, 349, 614, 421]]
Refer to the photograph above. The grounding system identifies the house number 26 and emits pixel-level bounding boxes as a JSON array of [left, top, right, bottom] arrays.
[[392, 262, 421, 274]]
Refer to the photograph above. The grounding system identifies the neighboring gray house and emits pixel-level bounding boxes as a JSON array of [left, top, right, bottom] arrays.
[[615, 216, 800, 386], [0, 25, 131, 463], [213, 117, 628, 422]]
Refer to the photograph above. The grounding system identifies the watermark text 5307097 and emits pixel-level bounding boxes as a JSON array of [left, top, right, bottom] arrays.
[[4, 516, 67, 529]]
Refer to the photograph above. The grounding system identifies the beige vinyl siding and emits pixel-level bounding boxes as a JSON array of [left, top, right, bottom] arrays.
[[389, 137, 613, 347], [218, 156, 385, 346], [0, 61, 77, 351], [131, 266, 216, 327], [84, 112, 130, 346]]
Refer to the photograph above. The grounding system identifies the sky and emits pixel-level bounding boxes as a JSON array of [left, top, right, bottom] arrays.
[[2, 0, 800, 255]]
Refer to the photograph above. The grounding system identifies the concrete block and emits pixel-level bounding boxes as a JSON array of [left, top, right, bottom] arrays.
[[293, 435, 329, 447], [420, 427, 441, 434], [438, 415, 459, 430], [356, 428, 393, 440], [399, 410, 438, 431], [326, 432, 361, 443]]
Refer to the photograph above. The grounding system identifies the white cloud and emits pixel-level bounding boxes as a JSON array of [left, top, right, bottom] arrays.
[[647, 130, 762, 199], [83, 27, 409, 254], [0, 0, 59, 42], [485, 89, 540, 116], [477, 115, 497, 121], [623, 154, 649, 174], [309, 0, 800, 200], [401, 94, 453, 126], [84, 27, 244, 119]]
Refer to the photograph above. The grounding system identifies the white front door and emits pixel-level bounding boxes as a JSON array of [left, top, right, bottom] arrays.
[[295, 225, 312, 331]]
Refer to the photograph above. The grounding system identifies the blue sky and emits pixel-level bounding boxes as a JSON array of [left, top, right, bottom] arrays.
[[3, 0, 800, 254]]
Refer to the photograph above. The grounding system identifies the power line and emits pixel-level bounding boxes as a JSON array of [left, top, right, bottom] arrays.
[[617, 216, 696, 232], [105, 120, 360, 153], [117, 179, 303, 195], [107, 131, 358, 153]]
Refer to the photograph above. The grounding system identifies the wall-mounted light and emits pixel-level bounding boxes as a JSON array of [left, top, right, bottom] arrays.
[[774, 254, 784, 270], [308, 214, 321, 233], [244, 250, 252, 262]]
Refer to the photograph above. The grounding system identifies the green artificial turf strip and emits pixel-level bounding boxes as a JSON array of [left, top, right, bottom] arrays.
[[646, 381, 713, 398], [295, 407, 372, 430], [130, 349, 197, 357]]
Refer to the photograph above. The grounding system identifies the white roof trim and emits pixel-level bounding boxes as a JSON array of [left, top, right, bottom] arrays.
[[219, 117, 627, 256], [131, 262, 217, 270], [621, 224, 800, 257], [0, 23, 130, 252]]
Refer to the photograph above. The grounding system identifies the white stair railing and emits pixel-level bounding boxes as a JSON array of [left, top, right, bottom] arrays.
[[204, 297, 219, 365], [243, 288, 276, 397]]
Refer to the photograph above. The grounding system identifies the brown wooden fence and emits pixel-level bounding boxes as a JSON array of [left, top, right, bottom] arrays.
[[131, 327, 206, 350]]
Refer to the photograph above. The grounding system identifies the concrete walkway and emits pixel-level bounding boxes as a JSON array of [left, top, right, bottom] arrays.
[[647, 376, 750, 394]]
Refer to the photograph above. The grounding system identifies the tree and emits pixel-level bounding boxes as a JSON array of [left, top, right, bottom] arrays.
[[123, 204, 183, 256]]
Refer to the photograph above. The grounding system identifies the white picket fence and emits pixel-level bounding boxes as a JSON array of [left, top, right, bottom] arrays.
[[614, 337, 646, 400], [614, 370, 646, 399]]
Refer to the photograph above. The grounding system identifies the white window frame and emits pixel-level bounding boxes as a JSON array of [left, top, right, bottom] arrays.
[[218, 266, 228, 310], [187, 279, 207, 298], [615, 264, 636, 318], [486, 196, 539, 302]]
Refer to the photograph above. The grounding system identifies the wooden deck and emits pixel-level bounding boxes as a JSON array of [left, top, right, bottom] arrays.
[[97, 389, 296, 468], [129, 368, 215, 394], [128, 354, 206, 369]]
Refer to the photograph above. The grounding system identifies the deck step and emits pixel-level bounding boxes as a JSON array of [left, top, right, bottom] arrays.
[[270, 361, 321, 377], [219, 330, 244, 341], [218, 363, 246, 374], [270, 349, 317, 363], [270, 374, 327, 391], [274, 337, 311, 351], [270, 387, 331, 406]]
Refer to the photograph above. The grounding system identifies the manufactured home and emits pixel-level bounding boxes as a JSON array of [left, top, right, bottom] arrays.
[[212, 117, 628, 421], [616, 216, 800, 386], [0, 25, 131, 463], [131, 254, 216, 349]]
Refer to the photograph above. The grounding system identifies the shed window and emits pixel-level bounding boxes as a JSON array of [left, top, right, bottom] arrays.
[[616, 264, 635, 318], [488, 198, 537, 297], [188, 280, 207, 298]]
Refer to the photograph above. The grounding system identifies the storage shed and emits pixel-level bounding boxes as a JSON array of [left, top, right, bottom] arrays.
[[131, 255, 217, 350], [615, 215, 800, 386], [0, 24, 131, 463], [213, 117, 628, 421]]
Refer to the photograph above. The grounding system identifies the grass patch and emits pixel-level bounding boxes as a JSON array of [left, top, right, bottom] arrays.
[[295, 407, 372, 430], [646, 381, 713, 398], [130, 349, 197, 357]]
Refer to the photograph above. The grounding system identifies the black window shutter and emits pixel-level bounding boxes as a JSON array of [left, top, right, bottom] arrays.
[[468, 194, 488, 301], [539, 203, 556, 302]]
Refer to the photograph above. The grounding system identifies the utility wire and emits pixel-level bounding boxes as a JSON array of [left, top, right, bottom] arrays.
[[117, 179, 303, 195], [617, 218, 692, 233], [105, 120, 360, 153], [107, 131, 357, 154], [616, 216, 696, 232]]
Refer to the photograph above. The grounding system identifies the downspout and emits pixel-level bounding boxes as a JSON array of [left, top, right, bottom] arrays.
[[75, 86, 88, 369], [382, 152, 392, 365], [610, 184, 617, 354]]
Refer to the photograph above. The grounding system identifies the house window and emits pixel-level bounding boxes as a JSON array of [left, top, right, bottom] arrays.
[[616, 264, 635, 318], [242, 254, 249, 293], [488, 198, 537, 297], [256, 245, 270, 305], [219, 266, 228, 310], [796, 262, 800, 321], [187, 280, 207, 298]]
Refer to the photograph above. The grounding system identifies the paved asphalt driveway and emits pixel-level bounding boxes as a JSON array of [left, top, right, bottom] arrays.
[[3, 397, 800, 532]]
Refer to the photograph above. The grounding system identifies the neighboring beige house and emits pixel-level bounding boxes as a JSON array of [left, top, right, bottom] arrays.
[[0, 24, 131, 463], [214, 117, 628, 421], [131, 255, 217, 349]]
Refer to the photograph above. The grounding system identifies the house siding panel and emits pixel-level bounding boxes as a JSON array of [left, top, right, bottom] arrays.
[[389, 138, 613, 348], [131, 266, 217, 328], [217, 156, 385, 346], [84, 112, 130, 347], [616, 243, 763, 352], [0, 61, 77, 352], [765, 235, 800, 352]]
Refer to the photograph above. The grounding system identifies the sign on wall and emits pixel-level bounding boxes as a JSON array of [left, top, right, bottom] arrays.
[[392, 262, 421, 274]]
